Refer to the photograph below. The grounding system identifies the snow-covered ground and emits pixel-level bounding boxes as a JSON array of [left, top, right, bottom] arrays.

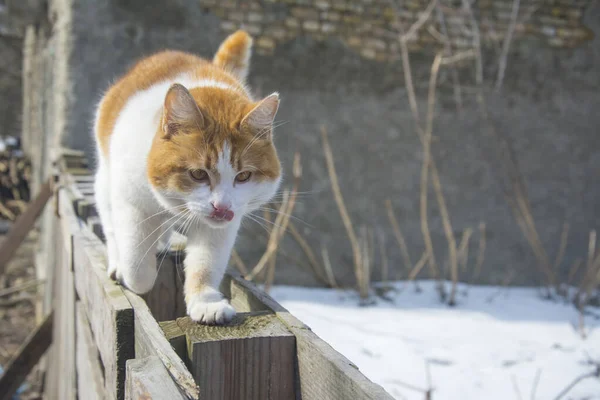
[[270, 281, 600, 400]]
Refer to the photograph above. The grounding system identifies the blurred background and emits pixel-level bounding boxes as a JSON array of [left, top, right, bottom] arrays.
[[0, 0, 599, 399]]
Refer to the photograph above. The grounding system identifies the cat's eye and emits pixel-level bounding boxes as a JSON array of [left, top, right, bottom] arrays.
[[235, 171, 252, 183], [189, 169, 209, 182]]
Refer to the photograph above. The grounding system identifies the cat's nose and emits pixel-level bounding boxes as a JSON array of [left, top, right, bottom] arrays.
[[210, 202, 234, 221], [211, 201, 231, 212]]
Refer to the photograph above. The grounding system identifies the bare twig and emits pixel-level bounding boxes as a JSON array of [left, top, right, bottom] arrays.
[[473, 222, 487, 282], [463, 0, 555, 291], [511, 374, 524, 400], [246, 190, 293, 281], [457, 228, 473, 273], [321, 127, 367, 298], [249, 153, 302, 288], [288, 223, 329, 285], [385, 199, 412, 276], [403, 252, 430, 287], [359, 226, 372, 298], [552, 367, 600, 400], [440, 50, 476, 66], [378, 230, 389, 284], [434, 4, 463, 113], [394, 8, 446, 295], [495, 0, 521, 90], [265, 209, 277, 286], [0, 295, 36, 307], [425, 53, 459, 305], [321, 245, 339, 289], [401, 0, 438, 42], [0, 279, 44, 297]]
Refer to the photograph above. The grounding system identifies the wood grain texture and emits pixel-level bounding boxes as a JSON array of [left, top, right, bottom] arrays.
[[0, 179, 51, 274], [0, 311, 53, 400], [62, 185, 135, 400], [76, 302, 106, 400], [124, 291, 199, 400], [142, 252, 186, 322], [225, 271, 395, 400], [53, 215, 77, 400], [125, 356, 187, 400], [159, 320, 188, 365], [178, 312, 296, 400]]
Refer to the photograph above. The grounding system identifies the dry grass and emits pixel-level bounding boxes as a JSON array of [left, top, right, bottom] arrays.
[[246, 153, 302, 289], [321, 126, 369, 299]]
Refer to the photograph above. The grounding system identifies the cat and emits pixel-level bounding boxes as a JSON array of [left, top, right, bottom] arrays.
[[93, 30, 281, 325]]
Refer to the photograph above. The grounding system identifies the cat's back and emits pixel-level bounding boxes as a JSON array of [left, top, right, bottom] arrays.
[[94, 50, 208, 156]]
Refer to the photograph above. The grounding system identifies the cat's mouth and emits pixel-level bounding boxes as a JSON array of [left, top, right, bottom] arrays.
[[204, 214, 233, 228]]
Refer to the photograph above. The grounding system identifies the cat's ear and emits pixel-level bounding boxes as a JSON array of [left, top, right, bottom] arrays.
[[241, 93, 279, 138], [162, 83, 204, 138]]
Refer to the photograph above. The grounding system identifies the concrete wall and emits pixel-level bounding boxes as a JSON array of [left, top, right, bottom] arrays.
[[22, 0, 600, 287]]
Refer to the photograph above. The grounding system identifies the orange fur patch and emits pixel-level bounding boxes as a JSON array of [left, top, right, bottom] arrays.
[[147, 86, 280, 192], [94, 30, 280, 192]]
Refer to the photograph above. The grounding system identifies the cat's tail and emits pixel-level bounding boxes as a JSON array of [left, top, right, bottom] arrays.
[[213, 30, 253, 82]]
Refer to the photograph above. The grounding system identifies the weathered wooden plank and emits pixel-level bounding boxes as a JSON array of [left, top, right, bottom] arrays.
[[124, 291, 199, 400], [159, 320, 188, 365], [225, 272, 394, 400], [0, 311, 53, 400], [0, 179, 52, 274], [86, 216, 105, 242], [72, 230, 134, 400], [76, 302, 106, 400], [54, 214, 76, 400], [178, 312, 296, 400], [143, 252, 186, 322], [60, 185, 135, 400], [73, 175, 95, 184], [125, 356, 187, 400]]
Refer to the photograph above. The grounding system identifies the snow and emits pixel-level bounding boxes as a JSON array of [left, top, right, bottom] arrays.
[[269, 281, 600, 400]]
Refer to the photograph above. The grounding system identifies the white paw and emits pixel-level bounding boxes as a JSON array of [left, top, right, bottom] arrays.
[[187, 291, 236, 325]]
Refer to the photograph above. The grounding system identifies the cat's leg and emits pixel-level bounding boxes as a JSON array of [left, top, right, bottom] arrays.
[[184, 222, 239, 325], [111, 199, 167, 294], [158, 226, 187, 252], [94, 162, 120, 280]]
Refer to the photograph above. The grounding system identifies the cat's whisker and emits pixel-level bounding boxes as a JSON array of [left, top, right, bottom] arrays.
[[243, 214, 273, 234], [154, 211, 195, 287], [247, 213, 287, 231], [133, 210, 190, 276], [134, 210, 186, 249], [134, 204, 188, 227], [253, 207, 311, 227]]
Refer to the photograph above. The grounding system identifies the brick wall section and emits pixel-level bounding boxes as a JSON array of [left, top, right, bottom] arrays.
[[201, 0, 593, 61]]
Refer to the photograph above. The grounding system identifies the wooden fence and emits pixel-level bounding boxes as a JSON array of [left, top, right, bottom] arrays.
[[44, 151, 394, 400]]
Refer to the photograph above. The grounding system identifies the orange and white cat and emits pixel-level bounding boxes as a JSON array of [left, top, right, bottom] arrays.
[[93, 31, 281, 325]]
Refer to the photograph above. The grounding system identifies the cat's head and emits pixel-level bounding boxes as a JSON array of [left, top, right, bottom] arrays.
[[147, 83, 281, 228]]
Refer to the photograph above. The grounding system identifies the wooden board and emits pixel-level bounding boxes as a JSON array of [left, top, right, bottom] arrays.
[[224, 272, 395, 400], [76, 302, 106, 400], [124, 291, 199, 400], [125, 356, 187, 400], [61, 186, 135, 400], [53, 214, 77, 400], [178, 312, 296, 400], [158, 320, 188, 365], [143, 252, 187, 322], [0, 179, 52, 274], [0, 311, 53, 400]]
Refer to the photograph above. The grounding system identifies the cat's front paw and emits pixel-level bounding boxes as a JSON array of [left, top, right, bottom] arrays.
[[187, 290, 236, 325]]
